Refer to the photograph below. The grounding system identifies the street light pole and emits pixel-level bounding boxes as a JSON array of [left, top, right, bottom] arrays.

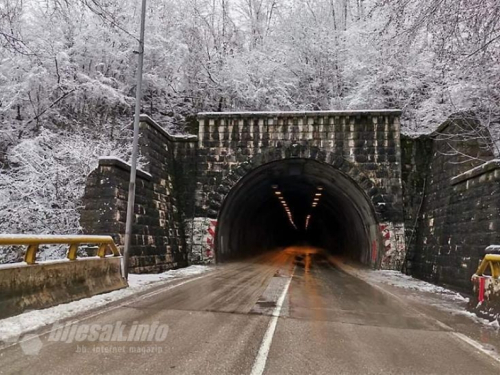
[[123, 0, 147, 280]]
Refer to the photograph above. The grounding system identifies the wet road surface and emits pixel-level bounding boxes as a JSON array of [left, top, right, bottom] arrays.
[[1, 246, 500, 374]]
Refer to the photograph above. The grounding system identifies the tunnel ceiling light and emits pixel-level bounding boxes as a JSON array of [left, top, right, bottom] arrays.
[[271, 184, 278, 189], [275, 191, 282, 195], [278, 196, 284, 200], [317, 186, 324, 191], [313, 198, 319, 202], [315, 193, 322, 197], [305, 214, 311, 230]]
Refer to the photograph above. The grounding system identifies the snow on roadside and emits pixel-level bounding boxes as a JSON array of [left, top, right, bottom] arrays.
[[127, 265, 210, 287], [0, 265, 212, 344], [332, 259, 499, 329], [367, 270, 500, 329], [368, 270, 468, 302]]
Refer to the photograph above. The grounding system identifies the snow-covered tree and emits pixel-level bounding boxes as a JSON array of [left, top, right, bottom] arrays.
[[0, 0, 498, 251]]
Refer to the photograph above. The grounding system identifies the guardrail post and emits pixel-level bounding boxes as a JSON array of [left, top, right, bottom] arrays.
[[490, 261, 500, 278], [25, 244, 38, 264], [67, 243, 79, 260], [97, 243, 109, 258]]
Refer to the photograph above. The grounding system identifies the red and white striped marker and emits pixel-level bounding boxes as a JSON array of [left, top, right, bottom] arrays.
[[206, 220, 217, 258]]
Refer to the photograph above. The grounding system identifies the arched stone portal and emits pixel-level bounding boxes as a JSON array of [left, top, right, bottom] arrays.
[[82, 111, 407, 273], [215, 158, 382, 267], [190, 110, 407, 270]]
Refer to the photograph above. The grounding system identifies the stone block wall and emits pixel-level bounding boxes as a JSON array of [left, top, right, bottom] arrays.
[[81, 115, 198, 273], [446, 162, 500, 289], [193, 110, 407, 268], [400, 135, 433, 273], [403, 115, 500, 292], [79, 110, 499, 296], [195, 111, 404, 219]]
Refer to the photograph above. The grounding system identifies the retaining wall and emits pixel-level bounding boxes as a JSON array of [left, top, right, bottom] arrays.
[[0, 257, 127, 319]]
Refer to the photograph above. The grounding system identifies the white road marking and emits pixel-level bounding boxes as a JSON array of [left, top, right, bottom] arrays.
[[452, 332, 500, 364], [250, 266, 296, 375], [330, 256, 500, 366]]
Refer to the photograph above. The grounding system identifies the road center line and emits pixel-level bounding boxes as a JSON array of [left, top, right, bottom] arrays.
[[250, 266, 296, 375]]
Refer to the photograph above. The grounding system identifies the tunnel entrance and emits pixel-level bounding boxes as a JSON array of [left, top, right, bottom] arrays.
[[215, 159, 381, 266]]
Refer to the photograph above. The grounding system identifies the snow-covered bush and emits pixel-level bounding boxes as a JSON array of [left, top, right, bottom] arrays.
[[0, 127, 129, 262]]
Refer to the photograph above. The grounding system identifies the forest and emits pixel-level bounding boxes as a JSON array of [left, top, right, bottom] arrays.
[[0, 0, 499, 254]]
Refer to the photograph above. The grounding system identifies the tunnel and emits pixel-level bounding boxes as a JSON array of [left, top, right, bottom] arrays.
[[215, 159, 380, 265]]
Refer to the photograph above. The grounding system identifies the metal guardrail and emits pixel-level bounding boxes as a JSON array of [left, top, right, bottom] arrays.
[[473, 254, 500, 279], [0, 235, 121, 264]]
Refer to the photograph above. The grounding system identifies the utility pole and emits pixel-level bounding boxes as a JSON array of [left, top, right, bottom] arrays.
[[123, 0, 147, 280]]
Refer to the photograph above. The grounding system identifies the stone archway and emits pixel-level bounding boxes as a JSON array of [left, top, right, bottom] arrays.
[[206, 146, 404, 269]]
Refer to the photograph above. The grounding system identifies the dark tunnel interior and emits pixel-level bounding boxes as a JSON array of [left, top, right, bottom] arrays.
[[216, 159, 379, 265]]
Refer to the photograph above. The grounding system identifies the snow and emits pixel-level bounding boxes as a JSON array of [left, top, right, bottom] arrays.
[[0, 234, 112, 240], [1, 0, 498, 248], [198, 109, 402, 117], [333, 261, 498, 328], [0, 129, 131, 255], [365, 270, 500, 328], [456, 310, 498, 326], [451, 159, 500, 183], [368, 270, 468, 302], [138, 115, 197, 140], [0, 257, 86, 270], [24, 256, 119, 266], [0, 265, 212, 344], [486, 245, 500, 254], [127, 265, 210, 287], [98, 157, 153, 178]]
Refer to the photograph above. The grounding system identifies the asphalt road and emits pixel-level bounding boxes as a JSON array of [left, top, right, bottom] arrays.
[[1, 246, 500, 374]]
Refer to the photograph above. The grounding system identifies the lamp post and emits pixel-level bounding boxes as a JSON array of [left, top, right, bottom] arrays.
[[123, 0, 147, 280]]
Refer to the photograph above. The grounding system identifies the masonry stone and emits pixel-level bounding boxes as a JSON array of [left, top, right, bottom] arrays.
[[402, 114, 500, 292], [80, 110, 500, 303]]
